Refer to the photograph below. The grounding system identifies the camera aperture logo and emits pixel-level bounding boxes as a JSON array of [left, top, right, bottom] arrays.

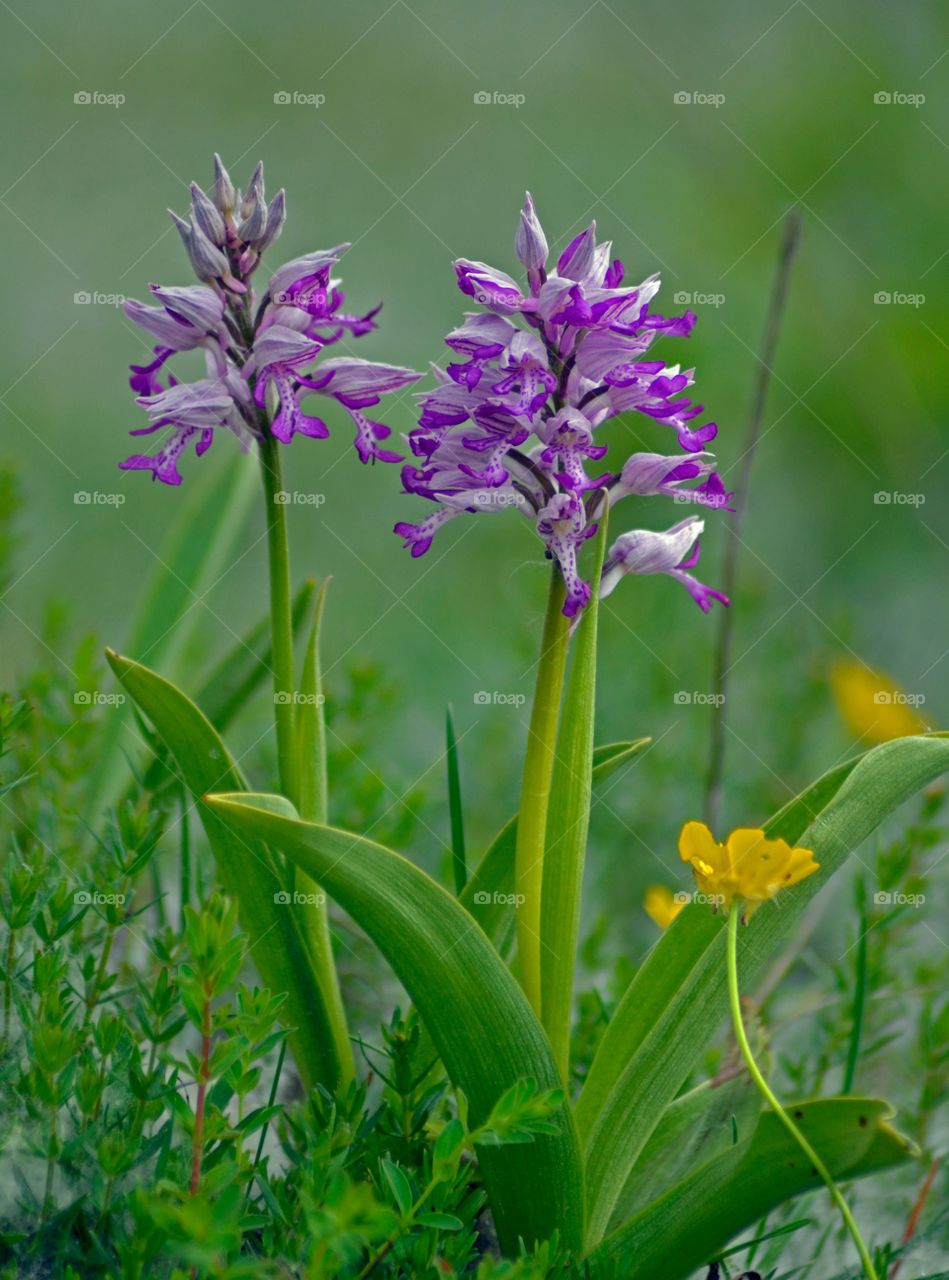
[[273, 890, 327, 906]]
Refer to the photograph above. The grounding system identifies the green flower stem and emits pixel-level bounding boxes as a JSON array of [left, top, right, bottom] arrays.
[[258, 433, 353, 1086], [726, 906, 878, 1280], [515, 569, 570, 1014], [259, 433, 298, 804]]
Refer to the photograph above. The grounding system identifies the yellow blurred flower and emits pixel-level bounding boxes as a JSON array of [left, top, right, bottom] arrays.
[[679, 820, 819, 920], [831, 660, 928, 745], [643, 884, 687, 929]]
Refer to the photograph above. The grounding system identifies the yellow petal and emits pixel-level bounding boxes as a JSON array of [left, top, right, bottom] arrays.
[[643, 884, 686, 930], [679, 821, 728, 875]]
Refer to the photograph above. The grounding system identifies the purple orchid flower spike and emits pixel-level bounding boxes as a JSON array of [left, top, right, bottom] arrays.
[[120, 155, 421, 484], [394, 194, 730, 616]]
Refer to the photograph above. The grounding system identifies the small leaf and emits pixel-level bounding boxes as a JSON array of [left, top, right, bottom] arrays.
[[380, 1157, 414, 1218], [416, 1211, 463, 1231]]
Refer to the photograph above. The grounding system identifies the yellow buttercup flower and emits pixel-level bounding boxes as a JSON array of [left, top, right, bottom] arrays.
[[679, 820, 819, 919], [831, 660, 928, 745], [643, 884, 687, 929]]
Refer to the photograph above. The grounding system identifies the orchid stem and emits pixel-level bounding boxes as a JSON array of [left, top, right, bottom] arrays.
[[259, 433, 298, 804], [515, 568, 569, 1014], [726, 907, 878, 1280]]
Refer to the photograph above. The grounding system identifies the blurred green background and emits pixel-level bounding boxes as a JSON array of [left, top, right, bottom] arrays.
[[1, 0, 947, 936]]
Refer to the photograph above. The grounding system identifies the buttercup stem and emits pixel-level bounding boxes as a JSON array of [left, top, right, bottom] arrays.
[[259, 433, 298, 804], [515, 568, 570, 1013], [726, 906, 878, 1280]]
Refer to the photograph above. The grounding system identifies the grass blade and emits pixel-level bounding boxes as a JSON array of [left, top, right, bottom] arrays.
[[445, 705, 467, 894]]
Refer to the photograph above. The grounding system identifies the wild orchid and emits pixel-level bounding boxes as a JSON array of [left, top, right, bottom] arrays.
[[395, 194, 732, 618], [113, 155, 421, 1094], [120, 155, 418, 485]]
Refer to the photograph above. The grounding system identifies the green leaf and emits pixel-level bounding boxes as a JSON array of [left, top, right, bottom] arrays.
[[294, 579, 329, 825], [105, 651, 349, 1091], [462, 738, 652, 960], [541, 506, 607, 1079], [416, 1211, 463, 1231], [380, 1158, 414, 1218], [578, 733, 949, 1243], [203, 791, 586, 1255], [587, 1098, 917, 1280], [446, 705, 467, 894], [291, 581, 353, 1083], [88, 455, 257, 818], [608, 1068, 762, 1228]]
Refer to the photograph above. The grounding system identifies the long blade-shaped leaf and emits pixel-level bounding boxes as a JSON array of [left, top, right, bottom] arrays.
[[291, 581, 353, 1083], [204, 791, 586, 1255], [540, 510, 607, 1079], [446, 705, 467, 894], [106, 650, 349, 1090], [588, 1098, 917, 1280], [579, 733, 949, 1242]]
